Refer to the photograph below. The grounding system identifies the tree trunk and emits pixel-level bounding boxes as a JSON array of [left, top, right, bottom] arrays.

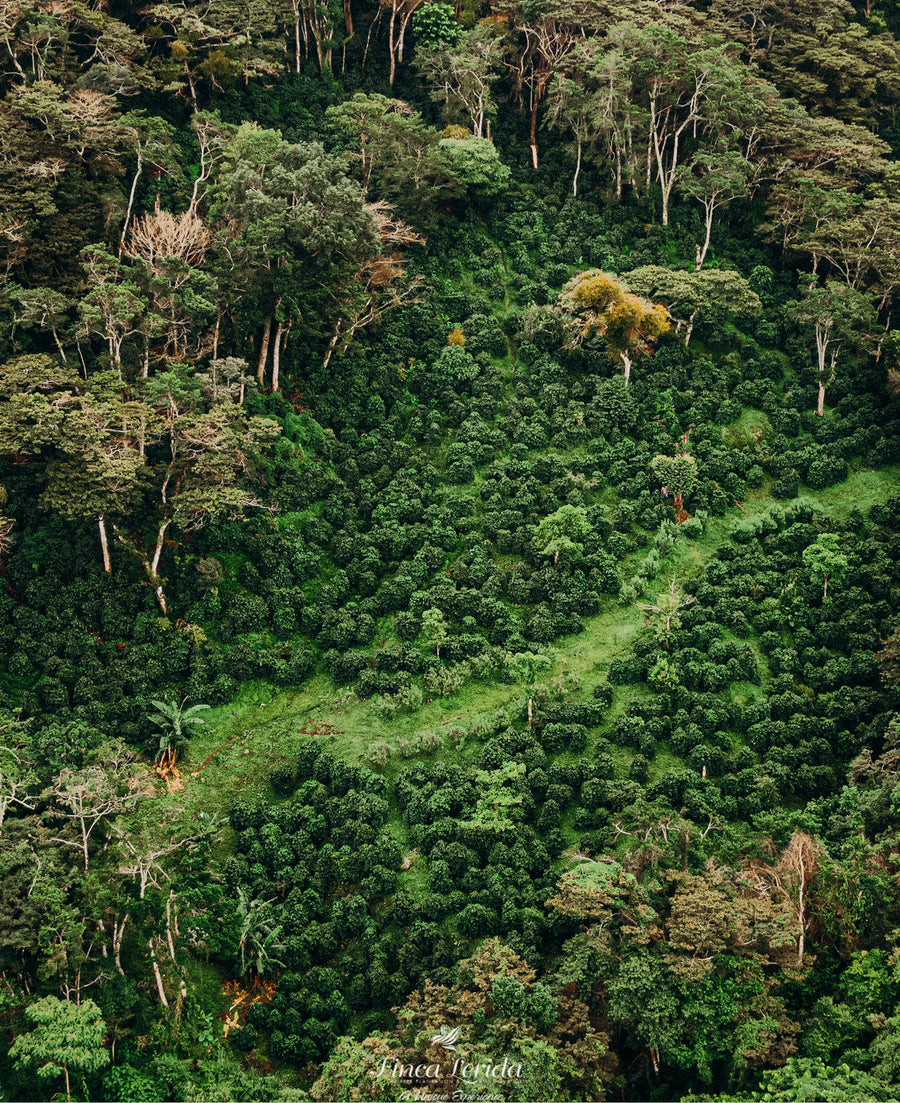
[[148, 939, 169, 1007], [98, 515, 111, 574], [120, 149, 142, 258], [150, 521, 170, 615], [660, 181, 671, 226], [388, 4, 397, 86], [621, 351, 632, 385], [292, 0, 301, 71], [52, 328, 67, 362], [684, 308, 698, 348], [271, 320, 284, 392], [573, 138, 582, 197], [363, 10, 381, 74], [397, 8, 415, 64], [257, 316, 272, 387], [113, 915, 128, 976], [322, 320, 342, 370], [79, 811, 90, 872], [166, 891, 178, 965], [530, 95, 540, 169], [695, 201, 714, 270], [113, 523, 170, 615], [817, 378, 826, 417]]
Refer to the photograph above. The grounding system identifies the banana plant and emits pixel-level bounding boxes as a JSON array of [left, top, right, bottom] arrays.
[[147, 697, 210, 769], [236, 888, 286, 978]]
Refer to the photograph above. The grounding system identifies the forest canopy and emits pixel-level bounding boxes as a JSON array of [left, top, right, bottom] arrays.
[[1, 0, 900, 1101]]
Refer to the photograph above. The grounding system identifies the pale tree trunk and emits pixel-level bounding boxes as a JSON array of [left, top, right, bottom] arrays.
[[796, 852, 807, 965], [695, 199, 714, 270], [815, 324, 832, 416], [627, 135, 640, 197], [323, 320, 342, 371], [257, 316, 272, 387], [572, 139, 582, 197], [51, 327, 67, 362], [98, 515, 111, 574], [148, 939, 169, 1007], [113, 914, 128, 976], [649, 93, 688, 227], [120, 147, 142, 258], [397, 9, 414, 63], [150, 520, 170, 615], [530, 93, 540, 169], [363, 9, 381, 73], [684, 308, 698, 348], [660, 175, 673, 226], [291, 0, 301, 71], [273, 320, 292, 392], [110, 335, 122, 376], [165, 891, 178, 965], [388, 4, 397, 85], [113, 522, 170, 615], [621, 351, 632, 385], [271, 320, 283, 392]]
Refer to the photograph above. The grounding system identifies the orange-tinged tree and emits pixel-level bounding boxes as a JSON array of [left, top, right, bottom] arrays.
[[559, 270, 669, 384]]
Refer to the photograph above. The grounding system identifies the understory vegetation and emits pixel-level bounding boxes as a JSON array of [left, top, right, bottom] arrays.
[[1, 0, 900, 1100]]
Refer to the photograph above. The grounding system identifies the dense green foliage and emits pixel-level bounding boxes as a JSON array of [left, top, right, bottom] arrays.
[[1, 0, 900, 1100]]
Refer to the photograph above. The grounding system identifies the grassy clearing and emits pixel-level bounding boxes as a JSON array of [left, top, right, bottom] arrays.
[[154, 461, 900, 833]]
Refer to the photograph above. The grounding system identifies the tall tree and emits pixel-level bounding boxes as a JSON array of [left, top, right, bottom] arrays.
[[786, 277, 875, 415], [9, 996, 109, 1103], [46, 750, 142, 873], [111, 366, 280, 613], [511, 1, 581, 168], [545, 67, 602, 196], [558, 269, 669, 383], [380, 0, 429, 86], [414, 27, 503, 139], [208, 124, 379, 387], [0, 357, 143, 573], [625, 266, 761, 346], [677, 147, 753, 269], [803, 533, 850, 602]]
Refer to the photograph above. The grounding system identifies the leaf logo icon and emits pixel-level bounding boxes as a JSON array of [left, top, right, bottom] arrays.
[[431, 1026, 461, 1051]]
